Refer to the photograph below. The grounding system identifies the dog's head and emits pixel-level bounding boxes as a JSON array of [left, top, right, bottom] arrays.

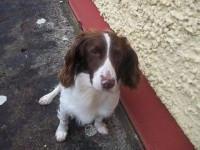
[[59, 30, 141, 91]]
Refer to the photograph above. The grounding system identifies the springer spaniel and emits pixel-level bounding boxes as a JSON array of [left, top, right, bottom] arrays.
[[39, 30, 140, 142]]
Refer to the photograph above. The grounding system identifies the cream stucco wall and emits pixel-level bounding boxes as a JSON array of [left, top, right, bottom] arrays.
[[93, 0, 200, 149]]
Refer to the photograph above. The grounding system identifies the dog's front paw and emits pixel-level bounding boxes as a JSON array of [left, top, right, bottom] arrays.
[[39, 95, 52, 105], [96, 124, 108, 135], [55, 130, 67, 142]]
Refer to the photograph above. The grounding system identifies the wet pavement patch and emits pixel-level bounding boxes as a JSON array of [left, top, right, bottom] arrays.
[[20, 48, 27, 53], [0, 0, 143, 149]]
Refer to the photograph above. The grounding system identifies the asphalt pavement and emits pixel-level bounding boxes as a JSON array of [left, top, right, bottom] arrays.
[[0, 0, 143, 149]]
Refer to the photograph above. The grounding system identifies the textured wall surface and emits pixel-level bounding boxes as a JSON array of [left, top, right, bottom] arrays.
[[93, 0, 200, 149]]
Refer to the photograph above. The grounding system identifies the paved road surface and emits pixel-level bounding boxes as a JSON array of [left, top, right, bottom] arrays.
[[0, 0, 143, 149]]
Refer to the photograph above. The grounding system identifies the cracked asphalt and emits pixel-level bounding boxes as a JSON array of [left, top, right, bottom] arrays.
[[0, 0, 143, 149]]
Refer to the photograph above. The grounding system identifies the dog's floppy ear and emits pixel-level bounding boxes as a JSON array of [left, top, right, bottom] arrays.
[[58, 33, 86, 88], [119, 37, 141, 88]]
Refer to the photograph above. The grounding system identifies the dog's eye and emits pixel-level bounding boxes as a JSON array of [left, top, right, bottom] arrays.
[[91, 51, 98, 55], [90, 50, 100, 57]]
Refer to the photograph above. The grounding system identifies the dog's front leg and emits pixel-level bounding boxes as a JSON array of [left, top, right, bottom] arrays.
[[94, 117, 108, 135], [39, 85, 60, 105], [55, 110, 69, 142]]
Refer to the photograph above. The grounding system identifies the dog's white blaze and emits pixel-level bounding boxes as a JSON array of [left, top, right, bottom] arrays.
[[103, 33, 110, 57], [103, 33, 115, 79], [92, 33, 117, 91]]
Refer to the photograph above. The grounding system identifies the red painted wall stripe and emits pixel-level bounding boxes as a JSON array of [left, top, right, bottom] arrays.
[[68, 0, 195, 149], [121, 75, 195, 150], [69, 0, 109, 31]]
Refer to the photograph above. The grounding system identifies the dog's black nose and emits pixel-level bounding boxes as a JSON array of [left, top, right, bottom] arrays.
[[101, 78, 115, 89]]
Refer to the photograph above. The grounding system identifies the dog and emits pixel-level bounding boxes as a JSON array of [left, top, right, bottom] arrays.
[[39, 30, 140, 142]]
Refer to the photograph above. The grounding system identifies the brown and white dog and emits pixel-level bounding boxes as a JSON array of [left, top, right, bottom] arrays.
[[39, 30, 140, 142]]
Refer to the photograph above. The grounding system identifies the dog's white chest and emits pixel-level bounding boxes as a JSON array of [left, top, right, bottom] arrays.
[[59, 73, 119, 125]]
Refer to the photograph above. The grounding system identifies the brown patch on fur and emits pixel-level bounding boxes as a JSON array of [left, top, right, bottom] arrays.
[[107, 32, 141, 88], [119, 38, 141, 88]]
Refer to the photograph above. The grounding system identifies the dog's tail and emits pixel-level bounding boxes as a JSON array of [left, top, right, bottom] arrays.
[[39, 85, 61, 105]]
